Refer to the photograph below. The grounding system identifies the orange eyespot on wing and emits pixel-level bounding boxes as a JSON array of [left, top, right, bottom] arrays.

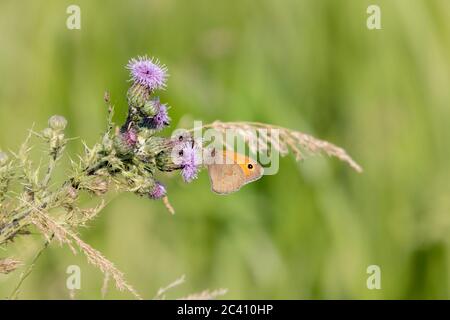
[[238, 160, 263, 182], [238, 161, 255, 176], [228, 152, 263, 180]]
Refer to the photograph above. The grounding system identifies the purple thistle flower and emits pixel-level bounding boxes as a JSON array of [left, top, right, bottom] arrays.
[[127, 56, 168, 91], [142, 99, 171, 130], [153, 103, 170, 129], [179, 142, 201, 183], [122, 127, 137, 147], [149, 181, 166, 199], [182, 164, 198, 183]]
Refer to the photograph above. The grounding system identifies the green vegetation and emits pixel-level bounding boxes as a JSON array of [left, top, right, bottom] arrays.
[[0, 0, 449, 299]]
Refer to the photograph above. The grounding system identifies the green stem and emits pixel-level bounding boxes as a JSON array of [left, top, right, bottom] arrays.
[[9, 236, 53, 299], [42, 153, 57, 188]]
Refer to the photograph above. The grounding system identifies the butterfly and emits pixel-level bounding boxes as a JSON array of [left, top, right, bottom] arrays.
[[206, 148, 264, 195]]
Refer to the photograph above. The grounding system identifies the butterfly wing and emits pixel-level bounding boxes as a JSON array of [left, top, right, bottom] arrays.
[[207, 163, 246, 195]]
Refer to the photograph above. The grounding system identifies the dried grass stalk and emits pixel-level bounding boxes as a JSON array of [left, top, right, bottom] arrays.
[[199, 121, 362, 173], [178, 288, 228, 300], [154, 275, 228, 300], [101, 272, 111, 299], [154, 274, 186, 300], [27, 203, 142, 300]]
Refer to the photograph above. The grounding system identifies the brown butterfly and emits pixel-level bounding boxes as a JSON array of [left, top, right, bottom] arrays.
[[206, 149, 264, 195]]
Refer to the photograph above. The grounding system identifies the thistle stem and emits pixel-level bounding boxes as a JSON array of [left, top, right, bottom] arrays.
[[42, 153, 57, 188], [9, 236, 53, 299]]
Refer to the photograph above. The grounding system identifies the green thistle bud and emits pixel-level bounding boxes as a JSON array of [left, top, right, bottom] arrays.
[[42, 128, 53, 139], [155, 139, 184, 172], [113, 135, 133, 156], [127, 82, 151, 109], [132, 176, 156, 196], [48, 115, 67, 131], [142, 100, 158, 117], [0, 152, 9, 167], [156, 150, 183, 172], [138, 128, 157, 140], [143, 137, 170, 157]]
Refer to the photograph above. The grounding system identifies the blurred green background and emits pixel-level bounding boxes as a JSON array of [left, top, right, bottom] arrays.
[[1, 0, 450, 299]]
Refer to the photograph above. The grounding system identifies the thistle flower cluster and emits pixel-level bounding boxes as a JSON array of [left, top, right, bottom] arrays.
[[0, 56, 204, 295], [0, 55, 204, 253], [114, 56, 200, 200]]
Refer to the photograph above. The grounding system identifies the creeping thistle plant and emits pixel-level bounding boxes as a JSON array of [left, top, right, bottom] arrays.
[[0, 56, 361, 299]]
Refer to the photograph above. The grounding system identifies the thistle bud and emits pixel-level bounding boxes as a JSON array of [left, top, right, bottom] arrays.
[[142, 100, 170, 131], [0, 152, 9, 167], [42, 128, 53, 139], [123, 128, 138, 147], [156, 147, 184, 172], [138, 128, 157, 140], [113, 134, 134, 156], [48, 115, 67, 131], [149, 181, 166, 200], [142, 100, 158, 117], [103, 91, 110, 103], [127, 82, 151, 109]]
